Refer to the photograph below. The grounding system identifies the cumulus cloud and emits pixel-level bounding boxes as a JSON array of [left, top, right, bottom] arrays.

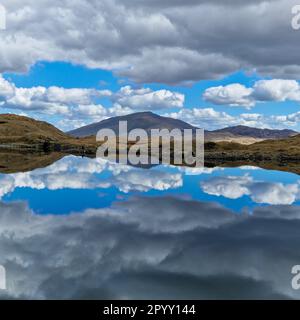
[[0, 76, 188, 129], [165, 108, 236, 130], [203, 79, 300, 108], [113, 85, 184, 110], [45, 87, 112, 104], [273, 111, 300, 127], [0, 75, 112, 116], [0, 76, 14, 101], [0, 0, 299, 84], [0, 196, 299, 299], [203, 84, 254, 108]]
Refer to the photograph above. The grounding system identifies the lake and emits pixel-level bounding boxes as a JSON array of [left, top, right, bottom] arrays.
[[0, 155, 299, 299]]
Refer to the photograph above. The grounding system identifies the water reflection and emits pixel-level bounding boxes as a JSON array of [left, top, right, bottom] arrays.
[[201, 175, 300, 205], [0, 197, 299, 299], [1, 155, 299, 211], [0, 153, 299, 299]]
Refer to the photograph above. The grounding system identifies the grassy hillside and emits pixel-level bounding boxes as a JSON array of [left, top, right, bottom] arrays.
[[0, 114, 68, 143], [0, 114, 300, 163], [205, 134, 300, 161], [0, 114, 97, 154]]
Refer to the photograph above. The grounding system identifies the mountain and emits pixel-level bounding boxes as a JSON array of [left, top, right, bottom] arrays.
[[67, 112, 197, 137], [68, 112, 285, 144], [213, 125, 298, 139], [0, 113, 300, 171], [67, 111, 260, 144]]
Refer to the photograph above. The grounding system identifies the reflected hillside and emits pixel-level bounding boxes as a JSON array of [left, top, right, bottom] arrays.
[[0, 151, 66, 174], [1, 150, 300, 176]]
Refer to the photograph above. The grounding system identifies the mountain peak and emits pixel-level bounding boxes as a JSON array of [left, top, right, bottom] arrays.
[[68, 112, 196, 138]]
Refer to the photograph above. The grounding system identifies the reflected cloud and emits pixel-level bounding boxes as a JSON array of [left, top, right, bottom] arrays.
[[201, 175, 300, 205], [179, 166, 223, 175], [0, 197, 299, 299], [106, 171, 183, 193], [0, 156, 183, 197]]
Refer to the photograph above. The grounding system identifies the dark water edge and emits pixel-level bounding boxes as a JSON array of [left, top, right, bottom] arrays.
[[0, 149, 299, 176]]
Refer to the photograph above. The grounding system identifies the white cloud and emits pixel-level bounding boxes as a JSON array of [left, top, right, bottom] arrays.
[[203, 84, 254, 108], [0, 76, 187, 129], [164, 108, 236, 130], [203, 79, 300, 108], [0, 76, 14, 101], [253, 80, 300, 102], [0, 75, 113, 116], [273, 111, 300, 127], [114, 85, 185, 110], [164, 108, 281, 131], [45, 87, 111, 104], [75, 104, 108, 118]]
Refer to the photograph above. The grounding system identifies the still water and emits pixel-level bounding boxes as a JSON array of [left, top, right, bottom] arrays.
[[0, 155, 299, 299]]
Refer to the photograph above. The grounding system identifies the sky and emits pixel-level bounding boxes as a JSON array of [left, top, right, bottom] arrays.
[[1, 0, 300, 131]]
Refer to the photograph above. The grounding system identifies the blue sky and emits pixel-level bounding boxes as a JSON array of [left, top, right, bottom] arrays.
[[0, 0, 300, 131], [2, 61, 300, 132]]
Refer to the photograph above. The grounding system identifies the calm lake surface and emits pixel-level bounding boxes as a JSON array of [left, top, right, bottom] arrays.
[[0, 155, 300, 299]]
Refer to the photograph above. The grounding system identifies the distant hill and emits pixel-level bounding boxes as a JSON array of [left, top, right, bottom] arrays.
[[68, 112, 295, 144], [213, 125, 298, 139], [67, 111, 260, 144], [67, 112, 197, 137]]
